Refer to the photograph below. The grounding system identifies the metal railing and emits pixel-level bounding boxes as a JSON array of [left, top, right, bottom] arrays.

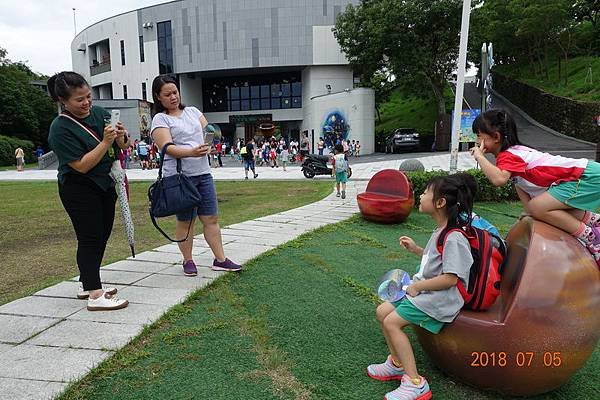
[[90, 57, 111, 76]]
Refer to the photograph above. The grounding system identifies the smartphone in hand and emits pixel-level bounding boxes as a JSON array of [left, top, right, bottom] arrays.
[[203, 132, 214, 146], [110, 109, 121, 129]]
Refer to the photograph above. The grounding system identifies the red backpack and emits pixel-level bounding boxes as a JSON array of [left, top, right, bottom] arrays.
[[436, 225, 506, 311]]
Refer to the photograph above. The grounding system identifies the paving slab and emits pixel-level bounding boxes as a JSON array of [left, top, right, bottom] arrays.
[[0, 315, 60, 344], [219, 228, 273, 237], [0, 297, 84, 319], [0, 343, 14, 354], [220, 232, 296, 243], [118, 286, 191, 306], [0, 345, 111, 382], [27, 320, 143, 350], [130, 251, 183, 264], [223, 243, 274, 255], [33, 281, 126, 300], [0, 378, 67, 400], [102, 259, 175, 273], [67, 303, 170, 326], [156, 265, 223, 279], [134, 274, 213, 290], [70, 270, 151, 285], [153, 243, 211, 256], [226, 235, 291, 247]]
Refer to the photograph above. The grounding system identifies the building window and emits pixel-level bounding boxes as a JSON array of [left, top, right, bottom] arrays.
[[120, 40, 126, 66], [157, 21, 173, 74], [142, 82, 147, 100], [139, 36, 145, 62], [201, 72, 302, 112], [123, 84, 128, 99]]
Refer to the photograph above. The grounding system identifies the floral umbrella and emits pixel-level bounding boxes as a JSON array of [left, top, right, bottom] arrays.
[[109, 160, 135, 257]]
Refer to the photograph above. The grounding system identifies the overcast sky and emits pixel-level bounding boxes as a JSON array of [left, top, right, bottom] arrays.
[[0, 0, 166, 76]]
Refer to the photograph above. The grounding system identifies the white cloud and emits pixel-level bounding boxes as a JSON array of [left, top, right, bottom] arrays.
[[0, 0, 165, 76]]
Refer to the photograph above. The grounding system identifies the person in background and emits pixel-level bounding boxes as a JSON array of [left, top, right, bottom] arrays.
[[318, 137, 324, 155], [150, 74, 242, 275], [331, 143, 350, 199], [15, 147, 25, 171], [355, 140, 361, 157], [215, 141, 223, 167], [280, 145, 289, 171], [241, 138, 259, 179], [47, 71, 129, 311], [137, 139, 149, 169], [35, 146, 45, 159]]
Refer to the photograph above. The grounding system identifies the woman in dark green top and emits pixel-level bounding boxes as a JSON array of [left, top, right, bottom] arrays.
[[47, 71, 129, 311]]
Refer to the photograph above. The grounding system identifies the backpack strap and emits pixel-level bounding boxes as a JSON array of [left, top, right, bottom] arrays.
[[435, 226, 471, 255]]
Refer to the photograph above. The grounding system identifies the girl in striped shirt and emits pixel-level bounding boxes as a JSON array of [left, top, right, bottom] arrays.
[[470, 109, 600, 267]]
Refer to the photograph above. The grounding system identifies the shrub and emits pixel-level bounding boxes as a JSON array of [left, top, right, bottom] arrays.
[[0, 135, 35, 166], [405, 169, 518, 206]]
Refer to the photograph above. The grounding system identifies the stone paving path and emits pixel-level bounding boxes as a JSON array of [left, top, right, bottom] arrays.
[[0, 152, 477, 399], [0, 152, 477, 182], [0, 181, 368, 400]]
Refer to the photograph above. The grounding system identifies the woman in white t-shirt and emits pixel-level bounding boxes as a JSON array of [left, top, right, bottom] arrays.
[[150, 75, 241, 276]]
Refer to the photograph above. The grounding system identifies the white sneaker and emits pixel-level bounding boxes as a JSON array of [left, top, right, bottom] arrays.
[[87, 292, 129, 311], [77, 282, 117, 299]]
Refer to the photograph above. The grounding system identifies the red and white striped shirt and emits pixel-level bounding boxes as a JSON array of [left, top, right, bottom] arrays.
[[496, 145, 588, 198]]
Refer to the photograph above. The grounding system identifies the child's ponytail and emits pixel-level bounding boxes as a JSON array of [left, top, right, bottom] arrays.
[[472, 109, 520, 151], [427, 173, 478, 229]]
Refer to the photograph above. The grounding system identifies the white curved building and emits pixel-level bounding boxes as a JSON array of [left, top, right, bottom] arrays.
[[71, 0, 374, 153]]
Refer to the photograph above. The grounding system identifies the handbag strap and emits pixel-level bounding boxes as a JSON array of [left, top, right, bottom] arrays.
[[60, 113, 102, 143], [148, 209, 194, 243], [158, 142, 183, 179]]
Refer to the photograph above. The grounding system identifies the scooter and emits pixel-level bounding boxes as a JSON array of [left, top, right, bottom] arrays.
[[301, 153, 353, 179]]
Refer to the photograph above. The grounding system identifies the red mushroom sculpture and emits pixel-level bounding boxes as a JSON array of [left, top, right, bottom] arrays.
[[357, 169, 414, 223]]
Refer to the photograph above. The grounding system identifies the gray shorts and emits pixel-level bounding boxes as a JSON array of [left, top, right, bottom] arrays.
[[175, 174, 219, 221]]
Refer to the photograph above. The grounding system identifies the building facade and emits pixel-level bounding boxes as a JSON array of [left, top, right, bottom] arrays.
[[71, 0, 374, 153]]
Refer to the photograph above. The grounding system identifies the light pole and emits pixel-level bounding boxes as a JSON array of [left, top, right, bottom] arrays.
[[449, 0, 472, 174], [73, 8, 77, 37]]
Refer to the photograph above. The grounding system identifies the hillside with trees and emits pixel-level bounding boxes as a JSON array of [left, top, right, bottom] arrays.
[[0, 47, 56, 165]]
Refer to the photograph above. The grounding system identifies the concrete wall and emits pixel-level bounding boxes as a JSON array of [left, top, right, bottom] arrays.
[[312, 25, 348, 65], [72, 10, 159, 99], [304, 87, 375, 154], [494, 72, 600, 143]]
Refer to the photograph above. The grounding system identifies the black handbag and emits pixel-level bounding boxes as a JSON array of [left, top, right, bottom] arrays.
[[148, 143, 202, 242]]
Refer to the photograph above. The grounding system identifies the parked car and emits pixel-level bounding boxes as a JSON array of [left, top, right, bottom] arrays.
[[385, 128, 420, 153]]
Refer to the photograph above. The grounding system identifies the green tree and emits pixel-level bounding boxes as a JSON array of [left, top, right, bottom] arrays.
[[334, 0, 479, 117], [0, 47, 55, 147], [573, 0, 600, 55]]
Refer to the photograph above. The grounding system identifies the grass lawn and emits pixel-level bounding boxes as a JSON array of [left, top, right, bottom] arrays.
[[57, 201, 599, 400], [495, 56, 600, 102], [0, 180, 333, 306]]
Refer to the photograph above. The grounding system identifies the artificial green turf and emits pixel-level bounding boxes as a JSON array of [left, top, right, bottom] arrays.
[[58, 202, 599, 400]]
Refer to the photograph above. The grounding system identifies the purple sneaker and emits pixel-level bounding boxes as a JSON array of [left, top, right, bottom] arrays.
[[182, 260, 198, 276], [212, 258, 242, 272]]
